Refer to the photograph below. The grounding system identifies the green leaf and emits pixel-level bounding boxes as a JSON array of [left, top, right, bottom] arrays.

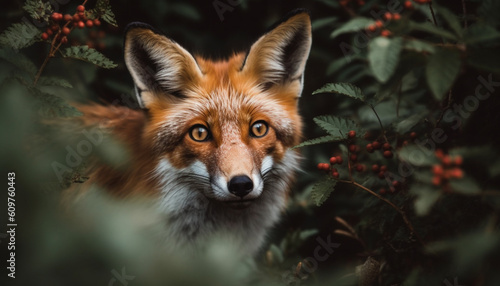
[[403, 39, 436, 53], [464, 24, 500, 44], [93, 0, 118, 27], [31, 89, 81, 118], [426, 48, 461, 101], [313, 115, 364, 139], [299, 229, 319, 240], [0, 48, 37, 76], [268, 244, 284, 263], [368, 37, 403, 83], [313, 82, 365, 102], [61, 46, 118, 69], [398, 145, 439, 167], [411, 185, 441, 216], [311, 178, 337, 206], [449, 177, 481, 195], [330, 17, 374, 39], [395, 111, 427, 133], [37, 77, 73, 88], [409, 21, 457, 41], [435, 4, 462, 37], [0, 22, 40, 50], [23, 0, 53, 23], [312, 17, 337, 31], [292, 135, 339, 149]]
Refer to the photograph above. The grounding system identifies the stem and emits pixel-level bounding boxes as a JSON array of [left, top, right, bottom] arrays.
[[34, 0, 85, 85], [461, 0, 468, 29], [428, 2, 445, 44], [435, 89, 453, 128], [396, 81, 402, 118], [369, 104, 389, 143], [336, 179, 424, 245]]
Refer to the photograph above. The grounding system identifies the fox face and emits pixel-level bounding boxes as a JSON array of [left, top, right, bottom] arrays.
[[124, 10, 311, 208], [75, 9, 311, 256]]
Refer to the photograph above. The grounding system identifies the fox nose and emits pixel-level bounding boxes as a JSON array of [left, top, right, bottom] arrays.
[[228, 175, 254, 198]]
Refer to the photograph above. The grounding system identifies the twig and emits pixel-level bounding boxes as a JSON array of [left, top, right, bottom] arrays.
[[461, 0, 468, 29], [369, 104, 389, 143], [428, 2, 445, 44], [336, 179, 424, 245]]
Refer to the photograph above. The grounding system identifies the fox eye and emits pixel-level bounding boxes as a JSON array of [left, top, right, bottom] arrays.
[[189, 125, 210, 142], [250, 121, 269, 138]]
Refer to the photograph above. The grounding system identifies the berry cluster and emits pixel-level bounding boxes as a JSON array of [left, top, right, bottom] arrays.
[[316, 130, 407, 195], [366, 12, 401, 37], [432, 150, 464, 191], [41, 5, 101, 45]]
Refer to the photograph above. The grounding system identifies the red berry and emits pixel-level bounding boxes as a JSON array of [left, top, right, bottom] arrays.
[[348, 144, 358, 153], [356, 164, 366, 172], [61, 36, 68, 44], [450, 168, 464, 179], [330, 157, 337, 165], [357, 0, 365, 5], [336, 156, 343, 165], [51, 25, 59, 31], [404, 0, 413, 9], [432, 165, 444, 176], [435, 149, 445, 160], [51, 13, 61, 21], [383, 150, 393, 158], [372, 164, 380, 172], [393, 13, 401, 20], [372, 141, 381, 150], [347, 130, 356, 138], [62, 27, 70, 35], [317, 163, 323, 170], [383, 143, 391, 150], [41, 32, 49, 40], [432, 176, 441, 186], [46, 28, 53, 36], [366, 144, 374, 153], [93, 19, 101, 26], [381, 30, 392, 37], [64, 14, 73, 21], [378, 171, 386, 179], [392, 180, 401, 188], [350, 154, 358, 162], [375, 20, 383, 28], [380, 188, 387, 194], [454, 156, 463, 166], [73, 14, 81, 22], [442, 156, 452, 166], [77, 5, 85, 12], [380, 165, 388, 172], [384, 12, 393, 20], [78, 21, 85, 29], [86, 20, 93, 27], [332, 172, 340, 178], [367, 24, 377, 32], [402, 140, 409, 147]]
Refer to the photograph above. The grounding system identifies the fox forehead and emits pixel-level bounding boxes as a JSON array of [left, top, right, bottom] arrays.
[[148, 85, 298, 151]]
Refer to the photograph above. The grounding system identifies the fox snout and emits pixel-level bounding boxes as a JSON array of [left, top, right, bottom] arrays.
[[227, 175, 254, 198]]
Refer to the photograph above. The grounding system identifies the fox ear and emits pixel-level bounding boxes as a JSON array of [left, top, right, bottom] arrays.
[[241, 9, 312, 94], [124, 23, 202, 108]]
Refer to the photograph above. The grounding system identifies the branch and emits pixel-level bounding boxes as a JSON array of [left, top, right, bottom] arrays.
[[336, 179, 425, 245]]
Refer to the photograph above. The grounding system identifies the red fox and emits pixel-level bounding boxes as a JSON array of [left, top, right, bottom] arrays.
[[73, 9, 312, 256]]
